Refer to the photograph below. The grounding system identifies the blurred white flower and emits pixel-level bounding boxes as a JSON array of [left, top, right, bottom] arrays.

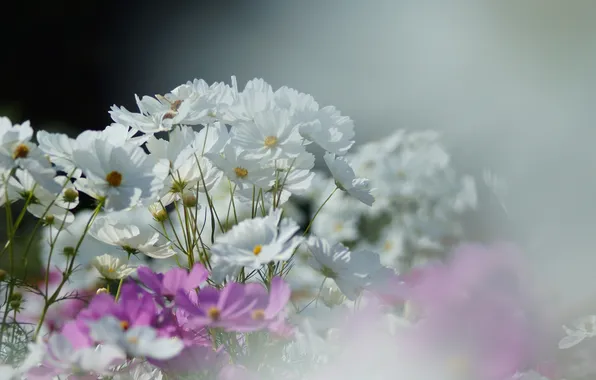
[[89, 316, 184, 360], [305, 236, 385, 300], [298, 106, 355, 156], [559, 315, 596, 349], [324, 152, 374, 206]]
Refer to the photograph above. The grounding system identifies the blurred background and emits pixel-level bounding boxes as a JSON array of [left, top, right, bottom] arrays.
[[2, 0, 596, 313]]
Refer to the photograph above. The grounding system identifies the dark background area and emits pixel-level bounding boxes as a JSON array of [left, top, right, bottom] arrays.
[[0, 1, 250, 134]]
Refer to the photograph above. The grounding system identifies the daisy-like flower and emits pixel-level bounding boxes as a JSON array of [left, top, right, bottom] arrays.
[[559, 315, 596, 349], [36, 130, 80, 177], [35, 336, 124, 379], [184, 78, 236, 124], [230, 108, 305, 160], [205, 144, 274, 190], [298, 106, 355, 156], [27, 203, 75, 229], [225, 78, 275, 123], [91, 254, 136, 280], [209, 210, 303, 279], [88, 316, 184, 360], [110, 89, 196, 134], [89, 217, 176, 259], [323, 152, 374, 206], [305, 236, 386, 300], [137, 263, 208, 302], [72, 137, 169, 211], [0, 117, 61, 194], [175, 282, 258, 331]]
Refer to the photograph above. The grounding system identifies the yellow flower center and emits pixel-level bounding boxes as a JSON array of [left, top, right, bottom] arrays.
[[234, 167, 248, 178], [107, 267, 115, 273], [127, 336, 138, 344], [106, 171, 123, 187], [207, 306, 221, 321], [12, 144, 29, 159], [383, 241, 393, 251], [264, 135, 278, 147], [253, 244, 262, 256], [333, 223, 343, 232], [252, 309, 266, 320]]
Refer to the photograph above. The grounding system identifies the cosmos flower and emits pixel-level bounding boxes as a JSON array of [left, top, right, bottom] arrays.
[[72, 137, 168, 211], [91, 254, 136, 280], [323, 152, 374, 206]]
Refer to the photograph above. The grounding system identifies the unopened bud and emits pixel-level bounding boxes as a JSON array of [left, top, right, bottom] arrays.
[[62, 246, 76, 257], [96, 287, 109, 295], [9, 292, 22, 302], [182, 192, 197, 208], [45, 214, 55, 225], [9, 299, 21, 311], [63, 188, 79, 203], [0, 269, 7, 282], [149, 203, 168, 222], [321, 287, 345, 308]]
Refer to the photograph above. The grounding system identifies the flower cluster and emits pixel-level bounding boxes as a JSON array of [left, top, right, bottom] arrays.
[[294, 129, 477, 274], [0, 76, 575, 380]]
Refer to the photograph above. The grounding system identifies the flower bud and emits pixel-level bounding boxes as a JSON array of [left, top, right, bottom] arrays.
[[96, 287, 109, 295], [9, 299, 21, 311], [9, 292, 22, 302], [182, 192, 197, 208], [149, 203, 168, 222], [45, 214, 55, 225], [62, 246, 76, 257], [63, 188, 79, 203], [0, 269, 7, 282]]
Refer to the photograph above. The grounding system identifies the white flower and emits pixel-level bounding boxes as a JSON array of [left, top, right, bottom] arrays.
[[311, 191, 361, 243], [72, 138, 168, 211], [159, 156, 222, 207], [89, 316, 184, 360], [27, 204, 75, 228], [92, 253, 136, 280], [184, 78, 235, 124], [89, 217, 176, 259], [559, 315, 596, 349], [13, 170, 78, 209], [230, 108, 305, 160], [36, 130, 81, 177], [206, 144, 274, 190], [226, 78, 275, 123], [43, 333, 125, 377], [110, 89, 198, 133], [299, 106, 355, 156], [324, 152, 374, 206], [0, 169, 20, 207], [210, 209, 303, 280], [305, 236, 386, 300], [273, 168, 315, 196], [0, 118, 61, 194]]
